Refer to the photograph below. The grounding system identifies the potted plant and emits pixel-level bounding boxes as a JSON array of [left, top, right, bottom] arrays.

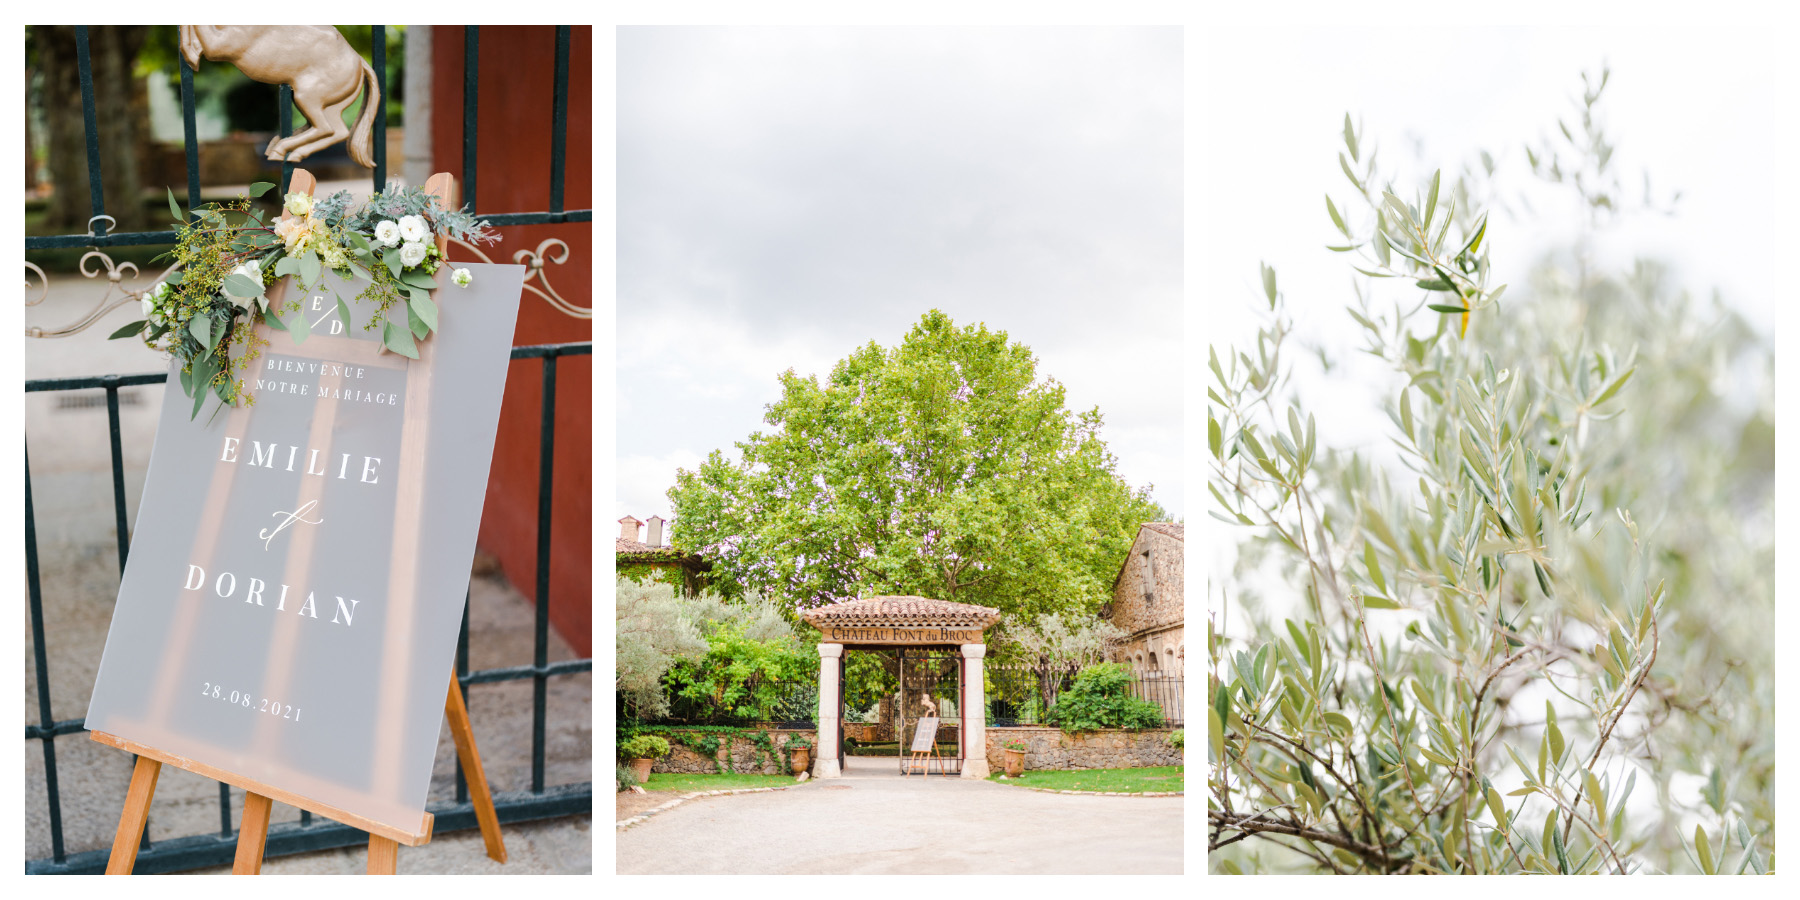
[[1003, 739, 1028, 777], [619, 734, 670, 784], [785, 734, 813, 775]]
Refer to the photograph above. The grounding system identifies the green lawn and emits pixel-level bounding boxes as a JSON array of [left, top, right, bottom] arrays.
[[990, 765, 1183, 793], [642, 772, 798, 792]]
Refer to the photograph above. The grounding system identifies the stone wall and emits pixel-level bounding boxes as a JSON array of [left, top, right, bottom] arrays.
[[985, 726, 1183, 771], [647, 728, 818, 775]]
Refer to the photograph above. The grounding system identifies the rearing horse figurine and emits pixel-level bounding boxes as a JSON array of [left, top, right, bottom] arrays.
[[181, 25, 380, 168]]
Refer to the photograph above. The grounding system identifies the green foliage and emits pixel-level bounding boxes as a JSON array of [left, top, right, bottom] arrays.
[[614, 578, 706, 720], [842, 652, 897, 716], [1168, 730, 1183, 751], [617, 734, 670, 760], [1002, 611, 1125, 672], [667, 309, 1162, 621], [1003, 740, 1028, 752], [617, 582, 811, 723], [1047, 662, 1163, 732], [662, 599, 812, 723], [1208, 70, 1771, 875], [615, 764, 636, 793]]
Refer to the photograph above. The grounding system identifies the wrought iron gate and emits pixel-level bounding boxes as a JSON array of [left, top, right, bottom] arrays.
[[894, 647, 963, 776]]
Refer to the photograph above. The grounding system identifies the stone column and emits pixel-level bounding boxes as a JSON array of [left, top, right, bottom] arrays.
[[959, 643, 990, 778], [816, 643, 844, 778]]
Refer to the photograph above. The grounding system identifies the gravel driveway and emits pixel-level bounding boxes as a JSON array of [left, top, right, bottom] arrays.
[[616, 757, 1183, 875]]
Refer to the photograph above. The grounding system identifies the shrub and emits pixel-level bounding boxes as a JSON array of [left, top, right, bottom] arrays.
[[662, 617, 812, 723], [618, 734, 671, 760], [1004, 740, 1028, 752], [616, 578, 704, 719], [1167, 730, 1183, 751], [615, 764, 636, 793], [1047, 662, 1164, 732]]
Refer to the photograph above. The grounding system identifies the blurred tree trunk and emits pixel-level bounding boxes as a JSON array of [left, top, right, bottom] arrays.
[[35, 25, 151, 235], [23, 67, 35, 192]]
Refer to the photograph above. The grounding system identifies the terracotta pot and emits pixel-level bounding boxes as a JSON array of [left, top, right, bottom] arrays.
[[790, 747, 812, 774], [1004, 748, 1026, 777], [630, 758, 655, 783]]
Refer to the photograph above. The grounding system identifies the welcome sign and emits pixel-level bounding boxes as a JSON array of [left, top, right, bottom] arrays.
[[86, 262, 524, 837]]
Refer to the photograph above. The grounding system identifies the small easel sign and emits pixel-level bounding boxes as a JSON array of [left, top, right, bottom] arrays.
[[85, 169, 524, 874], [903, 716, 944, 777]]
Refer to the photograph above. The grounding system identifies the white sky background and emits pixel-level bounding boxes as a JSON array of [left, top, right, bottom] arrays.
[[1198, 26, 1779, 597], [617, 26, 1183, 530]]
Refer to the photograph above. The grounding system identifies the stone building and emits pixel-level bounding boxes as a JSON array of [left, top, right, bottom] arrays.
[[616, 515, 710, 595], [1101, 522, 1184, 676]]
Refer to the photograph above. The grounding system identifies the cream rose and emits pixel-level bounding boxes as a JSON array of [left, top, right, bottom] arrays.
[[399, 241, 429, 268], [451, 267, 473, 288], [283, 192, 314, 217], [275, 217, 309, 253]]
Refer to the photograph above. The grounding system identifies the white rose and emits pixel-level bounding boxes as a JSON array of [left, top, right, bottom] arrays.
[[140, 294, 156, 318], [398, 215, 429, 243], [399, 241, 429, 268], [374, 220, 401, 247], [451, 267, 473, 288]]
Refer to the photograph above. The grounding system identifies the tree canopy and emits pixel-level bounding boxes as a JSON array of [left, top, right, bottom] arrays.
[[668, 310, 1163, 625]]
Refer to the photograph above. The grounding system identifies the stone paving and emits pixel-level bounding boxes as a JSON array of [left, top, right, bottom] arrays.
[[615, 755, 1183, 875]]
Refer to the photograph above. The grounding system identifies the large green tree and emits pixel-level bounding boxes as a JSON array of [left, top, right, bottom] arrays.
[[668, 310, 1163, 624]]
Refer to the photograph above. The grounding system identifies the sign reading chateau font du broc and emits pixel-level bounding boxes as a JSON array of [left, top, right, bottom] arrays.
[[818, 626, 984, 645]]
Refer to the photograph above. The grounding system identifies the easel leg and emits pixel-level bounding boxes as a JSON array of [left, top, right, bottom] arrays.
[[367, 835, 399, 874], [446, 672, 507, 863], [232, 792, 274, 874], [106, 756, 162, 875]]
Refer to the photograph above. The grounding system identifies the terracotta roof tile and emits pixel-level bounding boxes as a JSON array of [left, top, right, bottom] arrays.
[[617, 537, 683, 557], [802, 595, 1001, 629]]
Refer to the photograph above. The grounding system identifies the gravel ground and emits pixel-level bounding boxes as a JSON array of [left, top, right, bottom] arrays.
[[615, 756, 1182, 875]]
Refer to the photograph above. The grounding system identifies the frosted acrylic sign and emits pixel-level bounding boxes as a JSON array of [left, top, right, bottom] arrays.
[[909, 717, 941, 753], [86, 263, 524, 834]]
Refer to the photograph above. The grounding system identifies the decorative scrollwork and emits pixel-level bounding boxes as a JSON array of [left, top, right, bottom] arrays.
[[30, 233, 589, 339], [449, 237, 590, 319], [24, 252, 181, 339]]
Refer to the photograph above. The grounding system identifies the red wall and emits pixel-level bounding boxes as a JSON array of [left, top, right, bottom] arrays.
[[433, 26, 592, 655]]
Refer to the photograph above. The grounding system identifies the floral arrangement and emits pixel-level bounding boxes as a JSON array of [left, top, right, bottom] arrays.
[[1003, 740, 1028, 752], [112, 182, 495, 418]]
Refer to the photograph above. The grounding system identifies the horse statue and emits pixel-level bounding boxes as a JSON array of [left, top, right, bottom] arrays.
[[180, 26, 379, 168]]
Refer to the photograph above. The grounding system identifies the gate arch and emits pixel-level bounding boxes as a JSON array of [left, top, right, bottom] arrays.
[[803, 596, 1000, 779]]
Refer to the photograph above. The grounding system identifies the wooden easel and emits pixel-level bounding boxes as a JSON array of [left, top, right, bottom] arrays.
[[97, 170, 507, 875], [901, 716, 944, 778], [98, 668, 506, 875]]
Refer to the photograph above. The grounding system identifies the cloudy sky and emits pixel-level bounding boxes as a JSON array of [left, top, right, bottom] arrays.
[[617, 26, 1183, 529], [1198, 25, 1779, 585]]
